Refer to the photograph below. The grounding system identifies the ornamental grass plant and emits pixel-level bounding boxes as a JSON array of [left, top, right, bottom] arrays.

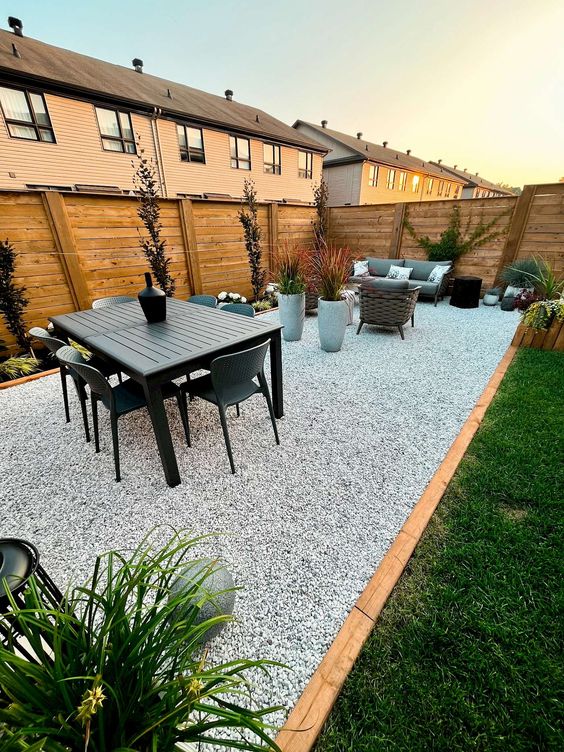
[[273, 243, 306, 296], [311, 244, 353, 302], [0, 531, 282, 752]]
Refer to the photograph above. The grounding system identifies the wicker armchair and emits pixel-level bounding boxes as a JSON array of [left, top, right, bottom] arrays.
[[357, 285, 420, 339]]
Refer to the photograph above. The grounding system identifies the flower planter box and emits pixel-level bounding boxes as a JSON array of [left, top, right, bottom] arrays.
[[511, 319, 564, 352]]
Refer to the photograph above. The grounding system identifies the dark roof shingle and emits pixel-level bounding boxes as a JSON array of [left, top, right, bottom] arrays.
[[429, 162, 515, 194]]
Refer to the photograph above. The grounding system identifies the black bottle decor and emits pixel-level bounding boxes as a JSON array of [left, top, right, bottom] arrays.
[[138, 272, 166, 323]]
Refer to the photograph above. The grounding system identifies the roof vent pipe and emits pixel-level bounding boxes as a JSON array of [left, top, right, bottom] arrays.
[[382, 141, 388, 147], [475, 172, 479, 176], [406, 149, 411, 155], [225, 89, 233, 101], [453, 164, 458, 169], [132, 58, 143, 73], [166, 88, 172, 99], [437, 158, 442, 164], [12, 43, 20, 58], [356, 132, 362, 139], [321, 120, 328, 128], [8, 16, 23, 36]]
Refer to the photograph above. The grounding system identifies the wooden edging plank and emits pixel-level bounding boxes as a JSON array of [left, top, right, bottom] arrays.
[[0, 367, 60, 390], [276, 344, 518, 752]]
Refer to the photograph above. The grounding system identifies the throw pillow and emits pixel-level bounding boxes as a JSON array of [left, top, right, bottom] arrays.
[[386, 264, 412, 280], [427, 265, 451, 284], [353, 260, 370, 277]]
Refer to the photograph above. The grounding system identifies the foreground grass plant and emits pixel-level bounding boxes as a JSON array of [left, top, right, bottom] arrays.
[[0, 531, 282, 751], [316, 349, 564, 752]]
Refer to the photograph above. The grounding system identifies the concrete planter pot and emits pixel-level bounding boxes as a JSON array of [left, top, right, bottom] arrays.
[[483, 293, 500, 306], [318, 298, 348, 352], [278, 292, 305, 341]]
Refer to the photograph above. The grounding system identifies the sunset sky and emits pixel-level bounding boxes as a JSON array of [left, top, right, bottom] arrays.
[[11, 0, 564, 188]]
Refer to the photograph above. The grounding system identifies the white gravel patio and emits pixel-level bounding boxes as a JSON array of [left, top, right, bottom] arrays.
[[0, 301, 518, 730]]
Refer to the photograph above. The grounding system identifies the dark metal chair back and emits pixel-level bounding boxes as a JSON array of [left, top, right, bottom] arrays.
[[56, 346, 112, 403], [188, 294, 217, 308], [221, 303, 255, 317], [29, 326, 66, 355], [92, 296, 136, 309], [210, 340, 269, 395]]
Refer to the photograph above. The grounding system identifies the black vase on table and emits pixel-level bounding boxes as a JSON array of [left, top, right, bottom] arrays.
[[138, 272, 166, 323]]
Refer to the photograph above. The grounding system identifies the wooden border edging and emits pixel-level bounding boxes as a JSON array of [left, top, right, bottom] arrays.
[[0, 367, 60, 390], [275, 344, 518, 752]]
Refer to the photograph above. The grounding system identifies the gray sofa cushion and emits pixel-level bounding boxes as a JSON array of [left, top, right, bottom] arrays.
[[365, 278, 409, 290], [408, 280, 439, 296], [367, 257, 404, 277], [402, 259, 451, 281]]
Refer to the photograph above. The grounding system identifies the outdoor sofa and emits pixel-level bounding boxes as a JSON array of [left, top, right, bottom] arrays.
[[349, 257, 452, 306]]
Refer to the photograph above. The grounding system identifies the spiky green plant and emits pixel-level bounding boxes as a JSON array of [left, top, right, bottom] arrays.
[[274, 242, 306, 295], [0, 531, 282, 751], [506, 257, 564, 300], [0, 355, 40, 382], [500, 257, 540, 288], [312, 245, 353, 302]]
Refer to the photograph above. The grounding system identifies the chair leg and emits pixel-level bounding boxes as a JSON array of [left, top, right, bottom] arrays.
[[260, 376, 280, 446], [60, 367, 70, 423], [78, 382, 90, 443], [117, 372, 123, 383], [176, 392, 191, 447], [110, 413, 121, 482], [236, 403, 240, 417], [411, 313, 415, 327], [398, 324, 405, 340], [92, 395, 100, 453], [356, 320, 364, 335], [218, 404, 236, 474]]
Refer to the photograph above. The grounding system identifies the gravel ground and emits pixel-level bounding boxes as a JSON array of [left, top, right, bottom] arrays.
[[0, 301, 518, 737]]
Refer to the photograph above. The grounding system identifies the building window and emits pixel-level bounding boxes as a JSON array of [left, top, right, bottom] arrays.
[[426, 178, 434, 194], [298, 151, 313, 179], [445, 182, 451, 197], [368, 164, 379, 187], [398, 171, 407, 191], [263, 143, 281, 174], [0, 86, 55, 142], [437, 180, 444, 196], [386, 169, 396, 190], [177, 125, 205, 163], [454, 186, 460, 198], [230, 136, 251, 169], [412, 175, 420, 193], [95, 107, 135, 153]]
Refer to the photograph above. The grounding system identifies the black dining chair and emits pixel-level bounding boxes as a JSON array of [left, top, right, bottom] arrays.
[[181, 340, 279, 474], [56, 346, 190, 482], [220, 303, 255, 317], [92, 296, 136, 309], [188, 295, 217, 308]]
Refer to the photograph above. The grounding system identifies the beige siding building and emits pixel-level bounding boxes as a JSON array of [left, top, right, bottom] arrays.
[[0, 24, 325, 201], [294, 121, 466, 206], [429, 162, 515, 198]]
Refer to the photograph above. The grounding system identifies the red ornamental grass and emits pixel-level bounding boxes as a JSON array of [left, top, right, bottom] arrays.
[[312, 244, 353, 301]]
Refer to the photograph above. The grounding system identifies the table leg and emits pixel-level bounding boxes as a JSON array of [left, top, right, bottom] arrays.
[[142, 381, 181, 487], [270, 331, 284, 418]]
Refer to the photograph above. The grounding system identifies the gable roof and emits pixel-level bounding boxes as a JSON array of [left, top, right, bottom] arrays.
[[429, 162, 515, 195], [293, 121, 465, 183], [0, 28, 325, 152]]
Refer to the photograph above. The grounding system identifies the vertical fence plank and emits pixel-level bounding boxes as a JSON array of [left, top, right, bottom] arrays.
[[42, 192, 91, 311], [495, 185, 537, 283], [268, 202, 279, 271], [178, 199, 202, 295], [389, 202, 406, 259]]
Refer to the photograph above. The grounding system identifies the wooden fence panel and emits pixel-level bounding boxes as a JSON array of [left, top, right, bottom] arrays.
[[328, 204, 395, 257], [516, 184, 564, 277], [278, 205, 316, 247]]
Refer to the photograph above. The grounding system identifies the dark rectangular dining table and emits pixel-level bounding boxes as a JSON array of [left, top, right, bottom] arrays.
[[50, 298, 283, 487]]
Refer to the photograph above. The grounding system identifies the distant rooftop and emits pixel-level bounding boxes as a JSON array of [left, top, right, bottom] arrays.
[[429, 162, 515, 195]]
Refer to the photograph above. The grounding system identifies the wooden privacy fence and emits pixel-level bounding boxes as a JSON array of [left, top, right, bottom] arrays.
[[0, 190, 316, 349], [328, 182, 564, 289]]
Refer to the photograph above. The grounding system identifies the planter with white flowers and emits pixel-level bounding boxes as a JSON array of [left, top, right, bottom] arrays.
[[217, 291, 247, 308]]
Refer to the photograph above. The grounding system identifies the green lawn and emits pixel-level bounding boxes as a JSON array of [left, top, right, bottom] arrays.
[[315, 348, 564, 752]]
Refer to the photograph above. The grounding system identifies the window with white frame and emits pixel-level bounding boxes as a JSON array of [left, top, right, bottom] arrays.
[[177, 125, 205, 163], [263, 143, 281, 174], [368, 164, 378, 187], [426, 178, 434, 194], [437, 180, 444, 196], [412, 175, 420, 193], [230, 136, 251, 169], [298, 150, 313, 179], [0, 86, 55, 142], [445, 182, 451, 197], [398, 171, 407, 191], [386, 169, 396, 190]]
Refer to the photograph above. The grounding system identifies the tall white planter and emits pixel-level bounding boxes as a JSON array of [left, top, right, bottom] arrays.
[[278, 292, 305, 341], [318, 298, 348, 352]]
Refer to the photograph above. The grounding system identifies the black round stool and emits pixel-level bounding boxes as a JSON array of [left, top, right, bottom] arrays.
[[450, 276, 482, 309]]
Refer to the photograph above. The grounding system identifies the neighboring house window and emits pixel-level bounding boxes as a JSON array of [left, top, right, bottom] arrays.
[[427, 178, 434, 194], [0, 86, 55, 142], [412, 175, 420, 192], [437, 180, 444, 196], [445, 182, 451, 197], [386, 169, 396, 189], [230, 136, 251, 169], [368, 164, 379, 187], [177, 125, 205, 163], [95, 107, 135, 153], [454, 186, 460, 198], [398, 171, 407, 191], [298, 150, 313, 179], [263, 143, 281, 174]]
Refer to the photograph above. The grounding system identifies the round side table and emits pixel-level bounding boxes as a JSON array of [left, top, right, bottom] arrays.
[[450, 276, 482, 309]]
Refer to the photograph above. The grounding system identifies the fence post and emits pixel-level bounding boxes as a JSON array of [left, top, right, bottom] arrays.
[[178, 199, 203, 295], [42, 192, 91, 311], [389, 202, 406, 259], [494, 185, 536, 283], [268, 202, 279, 272]]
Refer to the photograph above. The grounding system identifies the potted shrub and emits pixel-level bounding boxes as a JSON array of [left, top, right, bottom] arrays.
[[312, 244, 353, 352], [274, 243, 306, 341], [500, 257, 537, 300], [482, 287, 501, 306], [217, 291, 248, 307]]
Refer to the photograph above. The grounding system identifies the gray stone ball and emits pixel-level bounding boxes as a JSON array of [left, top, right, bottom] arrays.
[[169, 558, 236, 642]]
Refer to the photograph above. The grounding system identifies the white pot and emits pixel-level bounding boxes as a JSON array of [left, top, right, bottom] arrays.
[[278, 292, 305, 341], [318, 298, 348, 352], [483, 294, 499, 306]]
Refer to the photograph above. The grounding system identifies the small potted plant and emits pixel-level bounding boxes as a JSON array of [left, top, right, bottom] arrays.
[[312, 244, 353, 352], [217, 291, 247, 307], [274, 243, 306, 341], [482, 287, 501, 306]]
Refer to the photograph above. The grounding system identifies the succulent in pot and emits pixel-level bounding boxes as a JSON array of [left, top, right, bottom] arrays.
[[311, 244, 354, 352], [274, 242, 306, 341], [482, 287, 501, 306]]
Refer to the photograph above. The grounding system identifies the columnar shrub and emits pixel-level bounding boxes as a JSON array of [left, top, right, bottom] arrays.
[[238, 179, 266, 300], [0, 238, 30, 351]]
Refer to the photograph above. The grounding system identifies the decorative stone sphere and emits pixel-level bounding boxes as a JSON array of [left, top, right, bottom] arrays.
[[169, 558, 236, 641]]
